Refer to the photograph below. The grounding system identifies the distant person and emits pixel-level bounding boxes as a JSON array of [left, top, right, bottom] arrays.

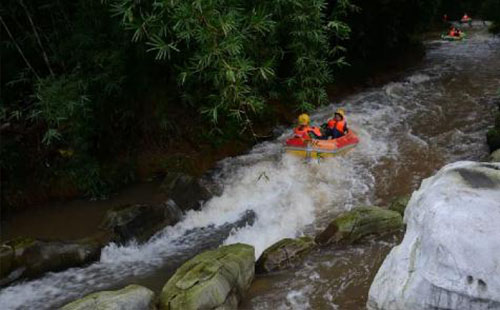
[[442, 14, 449, 24], [322, 108, 348, 139], [294, 113, 322, 140], [461, 13, 472, 26]]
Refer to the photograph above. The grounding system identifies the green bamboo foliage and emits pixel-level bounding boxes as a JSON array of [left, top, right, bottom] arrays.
[[109, 0, 352, 123]]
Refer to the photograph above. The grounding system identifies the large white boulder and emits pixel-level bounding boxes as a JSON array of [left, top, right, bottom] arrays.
[[368, 161, 500, 310]]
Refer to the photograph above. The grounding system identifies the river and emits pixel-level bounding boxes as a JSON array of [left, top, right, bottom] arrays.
[[0, 24, 499, 309]]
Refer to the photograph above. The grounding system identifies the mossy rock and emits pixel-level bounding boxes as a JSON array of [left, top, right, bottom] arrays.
[[489, 149, 500, 162], [0, 236, 102, 286], [0, 244, 14, 279], [487, 128, 500, 152], [1, 237, 37, 283], [315, 206, 403, 246], [7, 237, 37, 254], [159, 243, 255, 310], [388, 195, 411, 216], [61, 284, 155, 310], [255, 237, 316, 274]]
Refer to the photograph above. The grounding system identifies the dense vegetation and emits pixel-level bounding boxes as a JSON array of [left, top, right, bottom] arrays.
[[1, 0, 497, 210], [480, 0, 500, 32]]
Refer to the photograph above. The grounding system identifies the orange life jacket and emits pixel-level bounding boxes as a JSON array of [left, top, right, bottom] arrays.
[[327, 119, 347, 134], [294, 125, 322, 139]]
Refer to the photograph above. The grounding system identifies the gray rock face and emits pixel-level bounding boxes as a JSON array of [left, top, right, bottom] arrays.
[[255, 237, 316, 273], [161, 173, 216, 211], [61, 284, 155, 310], [489, 149, 500, 162], [102, 200, 182, 244], [0, 237, 102, 286], [368, 162, 500, 310], [315, 206, 403, 246], [159, 243, 255, 310]]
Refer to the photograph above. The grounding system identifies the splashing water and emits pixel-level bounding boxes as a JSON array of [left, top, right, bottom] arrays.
[[1, 27, 499, 310]]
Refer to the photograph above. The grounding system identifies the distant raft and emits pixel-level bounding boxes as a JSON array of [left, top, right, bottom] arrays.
[[284, 131, 359, 159], [441, 32, 466, 41], [460, 17, 472, 24]]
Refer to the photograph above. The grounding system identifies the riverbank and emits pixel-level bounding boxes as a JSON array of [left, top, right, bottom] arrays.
[[1, 42, 426, 226], [0, 26, 498, 310]]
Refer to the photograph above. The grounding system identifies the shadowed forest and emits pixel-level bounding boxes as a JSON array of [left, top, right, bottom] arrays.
[[2, 0, 499, 211]]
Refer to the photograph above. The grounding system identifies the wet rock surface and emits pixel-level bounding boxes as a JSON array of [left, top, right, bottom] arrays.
[[161, 172, 217, 211], [388, 195, 410, 216], [315, 206, 403, 246], [61, 284, 155, 310], [102, 201, 182, 244], [255, 237, 316, 274], [0, 237, 102, 286], [159, 243, 255, 310], [368, 162, 500, 310], [489, 149, 500, 162]]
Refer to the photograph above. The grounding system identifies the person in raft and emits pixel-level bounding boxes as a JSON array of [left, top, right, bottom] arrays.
[[321, 108, 348, 139], [294, 113, 322, 140], [448, 26, 462, 37]]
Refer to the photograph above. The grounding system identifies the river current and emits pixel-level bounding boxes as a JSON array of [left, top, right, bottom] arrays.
[[1, 24, 499, 310]]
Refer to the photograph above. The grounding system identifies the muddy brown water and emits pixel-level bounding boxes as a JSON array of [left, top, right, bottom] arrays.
[[0, 181, 166, 241], [0, 24, 498, 310]]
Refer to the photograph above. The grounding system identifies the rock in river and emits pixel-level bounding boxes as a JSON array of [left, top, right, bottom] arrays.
[[255, 237, 316, 273], [368, 161, 500, 310], [0, 237, 102, 286], [489, 149, 500, 162], [159, 243, 255, 310], [388, 195, 410, 216], [61, 284, 155, 310], [315, 206, 403, 246], [102, 200, 182, 244], [162, 172, 218, 212]]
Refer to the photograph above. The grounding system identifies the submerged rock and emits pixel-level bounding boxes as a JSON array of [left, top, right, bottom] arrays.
[[102, 200, 182, 244], [161, 172, 216, 211], [368, 161, 500, 310], [0, 237, 102, 286], [255, 237, 316, 273], [388, 195, 410, 216], [315, 206, 403, 246], [61, 284, 155, 310], [159, 243, 255, 310], [489, 149, 500, 162]]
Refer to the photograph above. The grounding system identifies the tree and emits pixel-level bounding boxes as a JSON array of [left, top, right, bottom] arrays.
[[108, 0, 352, 127]]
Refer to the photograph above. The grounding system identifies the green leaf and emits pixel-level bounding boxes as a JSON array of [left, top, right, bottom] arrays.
[[42, 128, 62, 145]]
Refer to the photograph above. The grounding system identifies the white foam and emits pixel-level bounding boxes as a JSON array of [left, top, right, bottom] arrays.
[[0, 101, 394, 309], [2, 29, 498, 310], [407, 73, 431, 84], [284, 287, 312, 310]]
